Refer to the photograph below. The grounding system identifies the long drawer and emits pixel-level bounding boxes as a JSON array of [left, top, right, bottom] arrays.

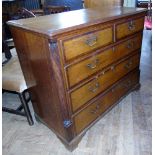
[[62, 27, 113, 61], [74, 69, 140, 134], [67, 34, 142, 87], [70, 52, 140, 112], [116, 17, 144, 40]]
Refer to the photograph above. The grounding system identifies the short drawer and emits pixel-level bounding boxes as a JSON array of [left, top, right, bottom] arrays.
[[62, 27, 113, 61], [70, 52, 140, 112], [67, 34, 142, 87], [116, 17, 144, 40], [74, 70, 139, 134]]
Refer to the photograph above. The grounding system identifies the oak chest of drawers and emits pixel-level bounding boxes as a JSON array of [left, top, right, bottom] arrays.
[[8, 7, 147, 151]]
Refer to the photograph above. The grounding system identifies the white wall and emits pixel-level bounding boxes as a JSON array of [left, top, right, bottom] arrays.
[[124, 0, 136, 7]]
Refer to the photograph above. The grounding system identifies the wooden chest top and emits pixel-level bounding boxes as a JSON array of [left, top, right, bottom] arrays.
[[7, 7, 147, 38]]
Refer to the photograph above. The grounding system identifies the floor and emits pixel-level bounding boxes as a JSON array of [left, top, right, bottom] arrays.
[[2, 30, 152, 155]]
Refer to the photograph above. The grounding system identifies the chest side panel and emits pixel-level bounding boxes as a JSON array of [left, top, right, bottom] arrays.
[[10, 27, 74, 141]]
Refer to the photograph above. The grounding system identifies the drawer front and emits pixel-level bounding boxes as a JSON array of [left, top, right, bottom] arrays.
[[67, 34, 142, 87], [74, 70, 139, 134], [70, 52, 140, 112], [62, 27, 113, 61], [116, 17, 144, 40]]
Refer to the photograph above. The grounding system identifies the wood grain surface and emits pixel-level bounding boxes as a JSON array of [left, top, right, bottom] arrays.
[[67, 33, 142, 87], [62, 27, 113, 61], [74, 69, 140, 134], [84, 0, 124, 8], [70, 52, 140, 112], [116, 17, 144, 40]]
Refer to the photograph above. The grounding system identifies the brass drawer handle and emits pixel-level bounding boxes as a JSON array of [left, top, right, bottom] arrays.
[[128, 20, 135, 31], [126, 41, 134, 49], [85, 36, 97, 47], [124, 61, 133, 69], [87, 58, 99, 69], [88, 82, 100, 93], [90, 104, 100, 114]]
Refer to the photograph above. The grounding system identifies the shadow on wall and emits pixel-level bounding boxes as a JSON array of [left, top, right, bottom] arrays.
[[45, 0, 83, 10]]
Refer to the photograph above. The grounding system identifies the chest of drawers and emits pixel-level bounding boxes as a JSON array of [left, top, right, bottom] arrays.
[[8, 7, 147, 151]]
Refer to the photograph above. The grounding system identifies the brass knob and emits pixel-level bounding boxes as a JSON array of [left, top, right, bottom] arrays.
[[112, 47, 115, 52], [111, 65, 115, 71], [111, 88, 115, 92]]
